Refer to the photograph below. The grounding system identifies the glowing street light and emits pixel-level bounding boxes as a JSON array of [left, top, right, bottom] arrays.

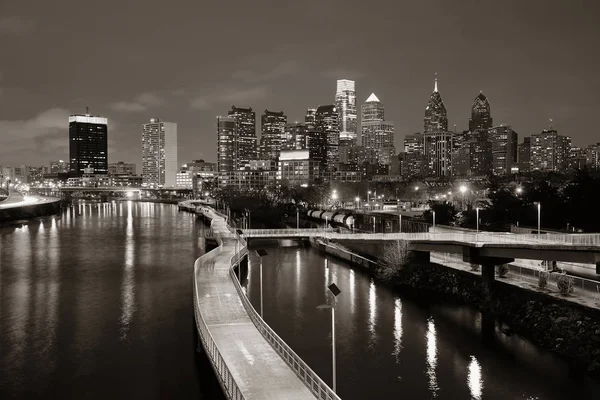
[[317, 283, 341, 393], [516, 187, 523, 195], [459, 185, 467, 194], [534, 202, 541, 235]]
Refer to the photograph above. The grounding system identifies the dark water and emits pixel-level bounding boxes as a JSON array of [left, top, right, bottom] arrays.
[[0, 202, 224, 399], [244, 243, 600, 400]]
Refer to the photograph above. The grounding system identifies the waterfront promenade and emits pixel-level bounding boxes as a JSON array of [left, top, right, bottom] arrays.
[[189, 203, 333, 400]]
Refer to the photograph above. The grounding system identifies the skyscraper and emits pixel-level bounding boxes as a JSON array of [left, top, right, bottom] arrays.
[[305, 108, 317, 130], [217, 117, 236, 173], [518, 137, 531, 173], [282, 122, 308, 151], [142, 118, 178, 188], [315, 105, 339, 171], [228, 106, 257, 169], [424, 75, 448, 134], [335, 79, 357, 145], [424, 131, 453, 176], [69, 114, 108, 177], [360, 93, 394, 164], [530, 128, 571, 171], [489, 125, 518, 175], [469, 92, 493, 132], [260, 110, 287, 161]]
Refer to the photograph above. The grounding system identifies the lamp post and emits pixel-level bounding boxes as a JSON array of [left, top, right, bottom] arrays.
[[296, 208, 300, 229], [255, 249, 268, 318], [367, 190, 371, 205], [399, 214, 402, 233], [459, 185, 467, 210], [476, 207, 480, 233], [317, 283, 341, 393], [432, 210, 436, 233], [535, 202, 541, 235], [355, 196, 360, 209], [372, 216, 376, 233], [236, 229, 244, 282]]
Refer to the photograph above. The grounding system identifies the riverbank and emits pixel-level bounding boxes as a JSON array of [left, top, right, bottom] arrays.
[[0, 195, 62, 223], [311, 238, 600, 381]]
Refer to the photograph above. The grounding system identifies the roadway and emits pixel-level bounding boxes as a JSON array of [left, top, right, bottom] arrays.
[[0, 191, 60, 210]]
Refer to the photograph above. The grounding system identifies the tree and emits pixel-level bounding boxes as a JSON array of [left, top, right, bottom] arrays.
[[379, 240, 411, 281], [423, 201, 458, 226]]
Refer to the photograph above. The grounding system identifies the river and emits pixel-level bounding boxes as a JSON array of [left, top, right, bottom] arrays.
[[0, 202, 224, 399], [2, 203, 598, 399], [243, 241, 600, 400]]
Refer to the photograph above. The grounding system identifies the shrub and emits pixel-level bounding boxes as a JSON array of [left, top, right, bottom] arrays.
[[556, 272, 574, 296], [497, 264, 509, 278], [538, 271, 548, 289], [379, 240, 410, 281]]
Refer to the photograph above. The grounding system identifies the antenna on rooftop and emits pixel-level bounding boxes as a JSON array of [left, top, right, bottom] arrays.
[[86, 106, 89, 115]]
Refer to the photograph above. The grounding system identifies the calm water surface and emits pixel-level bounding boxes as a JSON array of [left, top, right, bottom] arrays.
[[244, 242, 600, 400], [0, 202, 224, 399]]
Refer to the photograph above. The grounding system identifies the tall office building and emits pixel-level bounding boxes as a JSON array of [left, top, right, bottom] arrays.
[[217, 117, 236, 173], [260, 110, 287, 161], [424, 131, 453, 176], [469, 92, 493, 132], [404, 132, 423, 154], [489, 125, 518, 175], [530, 129, 571, 171], [141, 118, 178, 188], [517, 137, 531, 173], [315, 105, 339, 171], [335, 79, 357, 145], [360, 92, 395, 165], [50, 160, 69, 174], [453, 132, 493, 176], [305, 108, 317, 130], [69, 114, 108, 177], [228, 106, 257, 169], [424, 75, 448, 134], [585, 143, 600, 170], [108, 161, 136, 176], [283, 122, 308, 151]]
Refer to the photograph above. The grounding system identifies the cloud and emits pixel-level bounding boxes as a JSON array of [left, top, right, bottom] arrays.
[[0, 108, 71, 165], [232, 60, 301, 83], [190, 86, 267, 110], [109, 92, 163, 112], [0, 16, 36, 35]]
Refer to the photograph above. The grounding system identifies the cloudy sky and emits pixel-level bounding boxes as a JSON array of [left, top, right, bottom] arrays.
[[1, 0, 599, 169]]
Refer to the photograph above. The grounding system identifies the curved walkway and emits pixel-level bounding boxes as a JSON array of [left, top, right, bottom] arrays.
[[193, 207, 319, 399], [0, 191, 60, 210]]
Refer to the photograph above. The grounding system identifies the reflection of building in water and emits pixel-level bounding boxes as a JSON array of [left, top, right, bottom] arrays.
[[393, 298, 403, 361], [468, 356, 483, 400], [426, 318, 439, 397]]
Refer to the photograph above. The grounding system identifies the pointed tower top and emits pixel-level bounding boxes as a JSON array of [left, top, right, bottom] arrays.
[[365, 93, 380, 102], [549, 118, 554, 129], [434, 73, 438, 92]]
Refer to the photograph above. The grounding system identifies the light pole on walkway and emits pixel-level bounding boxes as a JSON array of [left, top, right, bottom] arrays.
[[236, 229, 243, 282], [317, 283, 341, 393], [297, 208, 300, 229], [432, 210, 436, 233], [476, 207, 480, 233], [255, 249, 268, 318]]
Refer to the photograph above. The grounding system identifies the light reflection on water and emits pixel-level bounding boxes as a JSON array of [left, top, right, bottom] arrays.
[[246, 245, 600, 400]]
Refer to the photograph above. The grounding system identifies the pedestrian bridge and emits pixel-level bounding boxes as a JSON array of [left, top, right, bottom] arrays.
[[241, 229, 600, 266], [190, 205, 339, 400]]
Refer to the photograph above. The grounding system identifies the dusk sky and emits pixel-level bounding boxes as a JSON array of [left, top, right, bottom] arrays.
[[1, 0, 599, 169]]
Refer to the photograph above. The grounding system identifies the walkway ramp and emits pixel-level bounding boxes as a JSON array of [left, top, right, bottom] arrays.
[[193, 207, 329, 400]]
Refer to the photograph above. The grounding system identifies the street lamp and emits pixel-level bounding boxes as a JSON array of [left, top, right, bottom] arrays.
[[459, 185, 468, 210], [255, 249, 268, 318], [317, 283, 341, 393], [535, 202, 541, 235], [432, 210, 436, 232], [516, 187, 523, 195], [296, 208, 300, 229], [367, 190, 371, 204], [476, 207, 480, 233], [235, 229, 244, 281], [355, 196, 360, 209]]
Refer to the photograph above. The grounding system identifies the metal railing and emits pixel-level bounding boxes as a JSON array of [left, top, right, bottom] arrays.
[[229, 231, 340, 400], [193, 219, 245, 400], [242, 228, 336, 237]]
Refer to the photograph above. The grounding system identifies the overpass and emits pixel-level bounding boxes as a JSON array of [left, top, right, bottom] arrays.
[[187, 202, 339, 400]]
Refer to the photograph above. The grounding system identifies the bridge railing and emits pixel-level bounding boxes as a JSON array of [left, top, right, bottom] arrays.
[[228, 232, 341, 400], [193, 221, 245, 400], [507, 233, 600, 246], [242, 228, 337, 236]]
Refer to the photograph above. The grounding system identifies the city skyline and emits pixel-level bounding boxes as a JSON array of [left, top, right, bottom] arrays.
[[1, 0, 599, 168]]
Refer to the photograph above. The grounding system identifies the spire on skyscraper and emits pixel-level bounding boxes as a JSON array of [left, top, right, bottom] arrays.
[[434, 73, 438, 92]]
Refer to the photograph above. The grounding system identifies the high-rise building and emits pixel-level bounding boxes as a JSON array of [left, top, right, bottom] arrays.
[[305, 108, 317, 130], [228, 106, 257, 169], [585, 143, 600, 170], [424, 131, 453, 176], [141, 118, 178, 188], [360, 93, 395, 164], [260, 110, 287, 161], [69, 114, 108, 177], [217, 117, 236, 173], [530, 129, 571, 172], [404, 132, 424, 154], [453, 132, 493, 176], [469, 92, 493, 132], [283, 122, 308, 151], [50, 160, 69, 174], [489, 125, 518, 175], [335, 79, 357, 145], [568, 146, 586, 171], [109, 161, 137, 176], [315, 105, 339, 171], [424, 75, 448, 134], [518, 137, 531, 173]]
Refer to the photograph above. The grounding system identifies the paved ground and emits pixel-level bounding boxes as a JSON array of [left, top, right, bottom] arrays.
[[0, 191, 59, 209], [194, 208, 316, 399]]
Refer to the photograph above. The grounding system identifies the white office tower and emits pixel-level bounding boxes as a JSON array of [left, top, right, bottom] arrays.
[[335, 79, 357, 145], [142, 118, 178, 188]]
